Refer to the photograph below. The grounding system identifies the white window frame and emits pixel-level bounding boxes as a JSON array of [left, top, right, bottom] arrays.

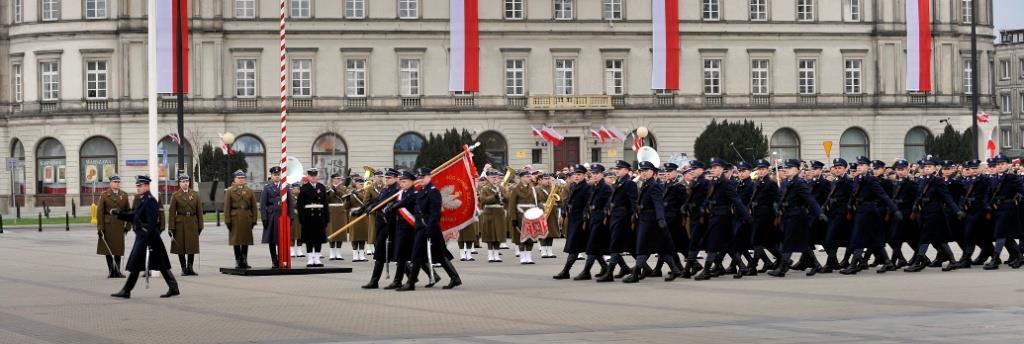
[[604, 59, 624, 96], [504, 59, 526, 96], [702, 0, 720, 21], [848, 0, 861, 21], [963, 59, 974, 94], [1020, 58, 1024, 79], [749, 0, 767, 21], [234, 58, 257, 98], [85, 60, 108, 100], [399, 58, 421, 97], [41, 0, 60, 21], [291, 58, 313, 97], [40, 61, 60, 101], [398, 0, 419, 19], [844, 59, 863, 95], [554, 58, 575, 95], [85, 0, 106, 19], [750, 59, 770, 95], [798, 59, 817, 95], [13, 0, 23, 23], [999, 59, 1010, 80], [344, 0, 365, 19], [703, 58, 722, 95], [290, 0, 311, 18], [1001, 127, 1011, 148], [796, 0, 815, 22], [962, 0, 973, 24], [504, 0, 523, 20], [12, 64, 23, 103], [1001, 94, 1012, 114], [554, 0, 574, 20], [235, 0, 256, 18], [345, 59, 368, 98], [602, 0, 623, 21]]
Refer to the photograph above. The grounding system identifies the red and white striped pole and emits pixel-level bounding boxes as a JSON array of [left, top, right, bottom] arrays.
[[276, 0, 292, 269]]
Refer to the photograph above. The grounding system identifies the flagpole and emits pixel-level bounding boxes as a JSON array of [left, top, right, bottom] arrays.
[[276, 0, 292, 269], [175, 0, 186, 179], [969, 0, 980, 159], [147, 0, 159, 200]]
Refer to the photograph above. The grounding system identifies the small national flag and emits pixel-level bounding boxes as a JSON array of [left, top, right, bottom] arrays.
[[169, 133, 181, 145], [540, 126, 565, 147], [605, 126, 627, 142], [632, 136, 644, 152], [590, 129, 605, 143]]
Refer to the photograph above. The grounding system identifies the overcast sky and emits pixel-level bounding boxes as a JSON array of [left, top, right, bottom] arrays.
[[994, 0, 1024, 42]]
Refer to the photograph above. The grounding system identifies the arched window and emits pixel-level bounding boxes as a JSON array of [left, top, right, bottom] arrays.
[[770, 128, 801, 160], [477, 131, 508, 168], [158, 136, 193, 191], [839, 127, 870, 160], [80, 136, 118, 196], [312, 133, 348, 178], [10, 139, 26, 204], [35, 138, 67, 203], [393, 132, 425, 170], [624, 129, 657, 165], [904, 127, 931, 161], [232, 134, 266, 182]]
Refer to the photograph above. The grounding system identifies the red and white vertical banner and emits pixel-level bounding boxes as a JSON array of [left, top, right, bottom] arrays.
[[449, 0, 479, 92], [977, 112, 997, 159], [906, 0, 932, 92], [155, 0, 189, 93], [277, 0, 292, 269], [651, 0, 680, 90]]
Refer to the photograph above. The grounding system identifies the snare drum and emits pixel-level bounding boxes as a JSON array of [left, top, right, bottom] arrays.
[[521, 207, 549, 241]]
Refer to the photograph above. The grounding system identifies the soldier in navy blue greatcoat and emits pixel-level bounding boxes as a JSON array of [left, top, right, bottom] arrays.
[[840, 156, 901, 275], [881, 159, 919, 271], [260, 166, 293, 269], [983, 154, 1024, 270], [398, 168, 461, 291], [730, 161, 755, 277], [904, 157, 964, 272], [596, 160, 638, 282], [383, 170, 418, 286], [358, 169, 401, 289], [790, 160, 829, 272], [573, 164, 613, 281], [693, 158, 751, 281], [767, 160, 824, 278], [745, 159, 781, 277], [818, 158, 854, 274], [553, 165, 593, 280], [621, 161, 684, 283], [952, 159, 992, 269], [649, 163, 687, 277], [682, 161, 708, 278], [110, 176, 179, 299]]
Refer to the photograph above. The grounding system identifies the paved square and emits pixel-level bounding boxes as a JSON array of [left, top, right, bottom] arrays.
[[1, 224, 1022, 344]]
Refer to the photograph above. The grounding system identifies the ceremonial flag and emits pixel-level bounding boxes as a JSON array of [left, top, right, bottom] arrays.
[[977, 112, 997, 158], [906, 0, 932, 92], [433, 145, 480, 241], [448, 0, 479, 92], [591, 128, 605, 143], [168, 133, 181, 145], [540, 126, 565, 146], [155, 0, 189, 94], [604, 126, 627, 142], [651, 0, 680, 90], [632, 136, 644, 152]]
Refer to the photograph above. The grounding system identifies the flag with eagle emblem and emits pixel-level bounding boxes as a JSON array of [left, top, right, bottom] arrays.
[[432, 145, 480, 241]]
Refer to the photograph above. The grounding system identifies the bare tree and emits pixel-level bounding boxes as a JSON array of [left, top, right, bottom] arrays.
[[184, 126, 207, 185]]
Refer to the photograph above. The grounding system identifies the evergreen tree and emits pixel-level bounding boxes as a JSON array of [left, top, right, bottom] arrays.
[[197, 143, 248, 185], [925, 124, 974, 163], [693, 119, 769, 163], [414, 128, 488, 170]]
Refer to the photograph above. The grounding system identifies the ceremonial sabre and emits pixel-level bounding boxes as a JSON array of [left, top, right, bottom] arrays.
[[98, 232, 122, 275], [144, 247, 151, 289], [427, 240, 436, 283]]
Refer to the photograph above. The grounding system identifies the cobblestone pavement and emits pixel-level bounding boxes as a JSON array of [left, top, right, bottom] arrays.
[[0, 224, 1022, 344]]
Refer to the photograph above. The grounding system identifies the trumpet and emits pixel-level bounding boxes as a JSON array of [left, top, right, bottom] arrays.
[[500, 166, 515, 189]]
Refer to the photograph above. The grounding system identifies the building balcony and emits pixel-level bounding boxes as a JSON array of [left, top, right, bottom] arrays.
[[525, 95, 614, 111]]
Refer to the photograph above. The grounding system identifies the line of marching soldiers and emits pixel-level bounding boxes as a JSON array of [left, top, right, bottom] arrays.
[[541, 153, 1024, 283]]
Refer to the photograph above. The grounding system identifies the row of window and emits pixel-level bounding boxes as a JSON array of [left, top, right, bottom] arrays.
[[996, 58, 1024, 81], [997, 91, 1024, 116], [8, 0, 981, 24]]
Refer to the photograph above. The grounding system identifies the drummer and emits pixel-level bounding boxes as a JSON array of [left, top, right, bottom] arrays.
[[508, 170, 542, 265]]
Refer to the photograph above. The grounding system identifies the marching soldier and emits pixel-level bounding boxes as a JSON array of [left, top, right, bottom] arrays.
[[596, 160, 637, 282], [694, 158, 750, 281], [479, 171, 507, 262], [746, 159, 780, 277], [388, 170, 419, 288], [682, 161, 708, 278], [96, 175, 130, 278], [983, 154, 1024, 269], [954, 159, 991, 269], [819, 159, 854, 273], [110, 176, 179, 299], [574, 164, 613, 281], [168, 174, 203, 276], [298, 168, 329, 267], [398, 168, 462, 291], [791, 160, 829, 272], [224, 170, 258, 269], [767, 159, 824, 277], [508, 171, 541, 264], [841, 156, 901, 275], [358, 169, 401, 289], [349, 177, 374, 262], [259, 167, 291, 268], [904, 157, 964, 272], [937, 160, 965, 268], [622, 161, 684, 283], [326, 173, 350, 261], [730, 161, 755, 278], [553, 165, 592, 279], [881, 159, 919, 271], [650, 163, 687, 277]]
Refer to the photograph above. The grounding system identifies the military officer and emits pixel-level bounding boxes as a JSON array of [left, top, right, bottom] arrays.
[[746, 159, 780, 276], [553, 165, 592, 280], [650, 163, 687, 277], [387, 170, 419, 288], [595, 160, 637, 282], [358, 169, 400, 289], [96, 175, 130, 278], [881, 159, 919, 271], [479, 171, 508, 262], [168, 174, 203, 276], [841, 156, 901, 275], [904, 157, 964, 272], [790, 160, 829, 272], [574, 164, 612, 281], [729, 161, 755, 278], [110, 176, 179, 299], [398, 168, 462, 291], [298, 168, 329, 267], [767, 159, 825, 278], [224, 170, 258, 269], [508, 170, 541, 264], [818, 159, 854, 273], [326, 173, 350, 261], [954, 159, 991, 269], [682, 161, 709, 278], [622, 161, 684, 283], [694, 158, 751, 281], [983, 154, 1024, 269], [259, 166, 291, 268]]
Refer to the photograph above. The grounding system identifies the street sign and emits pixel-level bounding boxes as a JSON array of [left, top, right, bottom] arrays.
[[125, 159, 148, 167], [5, 158, 24, 171], [823, 140, 834, 159]]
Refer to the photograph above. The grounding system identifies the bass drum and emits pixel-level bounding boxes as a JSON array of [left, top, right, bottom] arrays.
[[521, 207, 549, 241]]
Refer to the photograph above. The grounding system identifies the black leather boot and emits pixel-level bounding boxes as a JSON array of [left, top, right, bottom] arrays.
[[423, 264, 442, 288], [572, 270, 592, 281], [903, 257, 927, 272], [806, 255, 822, 276], [665, 258, 684, 282], [384, 263, 406, 289], [840, 257, 863, 275], [269, 245, 280, 269], [767, 259, 791, 278], [621, 267, 642, 283], [693, 263, 714, 281], [240, 246, 252, 269], [439, 259, 462, 289], [362, 261, 384, 289], [396, 263, 418, 292], [111, 272, 139, 299], [184, 255, 198, 276], [983, 257, 1001, 270], [233, 246, 243, 269], [160, 270, 180, 298], [105, 255, 117, 278]]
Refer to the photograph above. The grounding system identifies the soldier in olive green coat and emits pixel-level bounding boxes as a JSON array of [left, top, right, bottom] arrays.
[[96, 175, 130, 278], [479, 171, 508, 262], [326, 174, 351, 261], [168, 175, 203, 276], [224, 170, 258, 269]]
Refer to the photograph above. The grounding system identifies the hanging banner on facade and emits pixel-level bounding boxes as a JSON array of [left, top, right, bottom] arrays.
[[652, 0, 680, 90], [155, 0, 190, 94], [906, 0, 932, 92], [448, 0, 479, 92]]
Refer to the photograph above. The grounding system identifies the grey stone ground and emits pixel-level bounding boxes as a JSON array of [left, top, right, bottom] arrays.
[[0, 224, 1022, 344]]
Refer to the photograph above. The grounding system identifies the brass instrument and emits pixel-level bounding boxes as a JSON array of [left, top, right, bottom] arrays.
[[500, 166, 515, 189], [542, 181, 564, 220], [362, 165, 377, 179]]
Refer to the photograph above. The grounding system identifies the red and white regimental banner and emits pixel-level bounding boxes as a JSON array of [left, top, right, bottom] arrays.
[[449, 0, 479, 92], [155, 0, 189, 93], [905, 0, 932, 92], [651, 0, 680, 90]]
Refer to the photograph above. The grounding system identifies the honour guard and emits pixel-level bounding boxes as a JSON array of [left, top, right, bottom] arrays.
[[622, 161, 684, 283], [841, 157, 901, 275], [387, 170, 419, 288], [508, 170, 541, 264], [289, 182, 304, 257], [168, 174, 203, 276], [479, 170, 508, 262], [745, 160, 780, 276], [882, 159, 919, 271], [224, 170, 258, 269], [326, 173, 351, 261], [110, 176, 179, 299], [819, 159, 854, 273], [694, 158, 751, 281], [983, 154, 1024, 269], [651, 163, 687, 276], [575, 164, 613, 280], [553, 165, 592, 279], [358, 169, 401, 289], [259, 166, 291, 268], [682, 161, 709, 278], [904, 157, 964, 272], [596, 160, 637, 282], [791, 160, 829, 271], [297, 168, 329, 267], [398, 168, 462, 291], [767, 160, 824, 277], [96, 175, 130, 278], [955, 159, 992, 269]]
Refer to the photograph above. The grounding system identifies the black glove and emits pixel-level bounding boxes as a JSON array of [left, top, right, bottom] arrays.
[[956, 211, 966, 221], [168, 230, 174, 238], [226, 223, 232, 231], [109, 208, 121, 215], [658, 219, 668, 229], [352, 208, 365, 217], [97, 231, 104, 239], [893, 211, 904, 222], [818, 214, 828, 222]]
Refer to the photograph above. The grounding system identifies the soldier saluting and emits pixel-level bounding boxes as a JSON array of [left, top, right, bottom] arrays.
[[168, 174, 203, 276], [110, 176, 179, 299], [96, 175, 130, 278]]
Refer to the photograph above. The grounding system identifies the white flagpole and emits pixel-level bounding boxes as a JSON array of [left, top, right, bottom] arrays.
[[147, 0, 159, 199]]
